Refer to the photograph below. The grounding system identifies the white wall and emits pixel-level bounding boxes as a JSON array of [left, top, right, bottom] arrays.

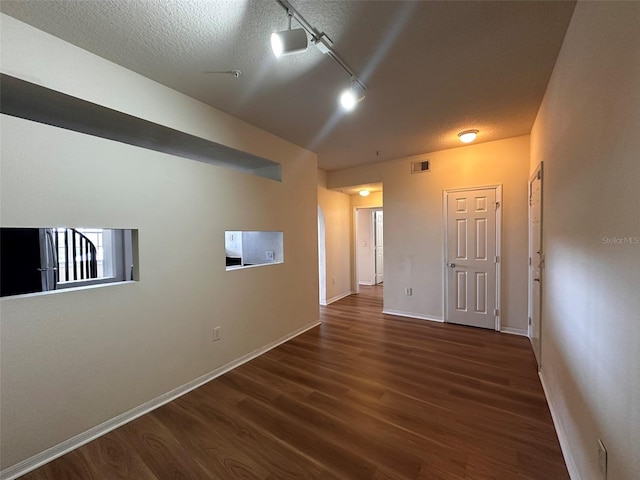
[[225, 231, 243, 257], [530, 2, 640, 479], [0, 15, 318, 472], [329, 136, 530, 331], [317, 170, 352, 304], [241, 231, 283, 265]]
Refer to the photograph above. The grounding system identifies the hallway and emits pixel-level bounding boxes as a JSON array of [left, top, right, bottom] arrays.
[[22, 286, 567, 479]]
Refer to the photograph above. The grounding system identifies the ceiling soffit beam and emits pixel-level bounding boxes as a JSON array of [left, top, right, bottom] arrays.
[[0, 74, 282, 181]]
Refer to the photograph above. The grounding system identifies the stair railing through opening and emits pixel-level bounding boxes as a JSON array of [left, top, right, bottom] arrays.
[[54, 228, 98, 282]]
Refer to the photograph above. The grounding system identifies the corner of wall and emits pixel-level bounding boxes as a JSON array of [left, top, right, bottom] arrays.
[[317, 169, 328, 189]]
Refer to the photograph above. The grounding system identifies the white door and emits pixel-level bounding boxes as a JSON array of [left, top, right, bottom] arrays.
[[445, 187, 500, 330], [528, 166, 543, 367], [374, 210, 384, 284]]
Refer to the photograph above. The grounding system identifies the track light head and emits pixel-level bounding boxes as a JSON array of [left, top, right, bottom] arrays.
[[340, 82, 365, 111], [271, 12, 308, 57]]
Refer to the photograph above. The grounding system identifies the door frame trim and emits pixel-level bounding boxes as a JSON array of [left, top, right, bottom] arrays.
[[528, 162, 544, 368], [442, 184, 502, 331], [373, 209, 384, 285]]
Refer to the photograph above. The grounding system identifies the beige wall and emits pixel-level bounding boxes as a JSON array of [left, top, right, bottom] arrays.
[[317, 170, 352, 303], [0, 15, 318, 471], [351, 191, 383, 209], [329, 136, 530, 332], [530, 2, 640, 479]]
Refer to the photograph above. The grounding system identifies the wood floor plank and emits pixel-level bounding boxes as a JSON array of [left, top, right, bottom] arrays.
[[173, 385, 343, 480], [18, 285, 569, 479], [73, 429, 159, 480], [19, 451, 99, 480], [151, 401, 271, 480], [233, 395, 378, 479], [119, 413, 217, 479]]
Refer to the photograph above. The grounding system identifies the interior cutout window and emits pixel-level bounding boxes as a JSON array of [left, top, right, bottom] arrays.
[[0, 227, 137, 297], [225, 231, 283, 270]]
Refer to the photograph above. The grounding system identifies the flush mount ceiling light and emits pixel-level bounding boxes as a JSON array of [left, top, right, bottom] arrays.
[[340, 80, 366, 111], [271, 12, 308, 57], [272, 0, 366, 112], [458, 129, 479, 143], [359, 190, 370, 197]]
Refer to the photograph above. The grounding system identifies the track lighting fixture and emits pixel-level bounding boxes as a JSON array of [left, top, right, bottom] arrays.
[[271, 12, 308, 57], [458, 129, 479, 143], [272, 0, 366, 112]]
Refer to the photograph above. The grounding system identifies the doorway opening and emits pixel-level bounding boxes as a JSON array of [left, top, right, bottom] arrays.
[[355, 208, 383, 291]]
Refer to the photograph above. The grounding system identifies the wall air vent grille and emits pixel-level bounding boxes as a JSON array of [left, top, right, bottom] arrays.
[[411, 160, 430, 174]]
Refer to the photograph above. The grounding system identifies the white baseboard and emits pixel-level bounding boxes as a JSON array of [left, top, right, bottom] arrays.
[[358, 281, 373, 286], [380, 313, 528, 335], [500, 326, 528, 337], [382, 309, 444, 323], [0, 321, 320, 480], [539, 371, 581, 480], [323, 291, 353, 306]]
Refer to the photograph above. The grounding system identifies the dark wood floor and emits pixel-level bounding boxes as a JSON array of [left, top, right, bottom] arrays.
[[20, 286, 569, 479]]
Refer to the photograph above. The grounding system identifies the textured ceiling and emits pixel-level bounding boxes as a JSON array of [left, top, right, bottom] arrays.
[[0, 0, 576, 171]]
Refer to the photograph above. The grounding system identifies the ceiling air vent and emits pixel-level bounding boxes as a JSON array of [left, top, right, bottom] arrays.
[[411, 160, 430, 174]]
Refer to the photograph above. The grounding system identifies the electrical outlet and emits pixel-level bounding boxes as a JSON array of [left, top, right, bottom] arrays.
[[597, 439, 607, 478], [332, 278, 336, 285], [213, 326, 221, 342], [405, 287, 412, 296]]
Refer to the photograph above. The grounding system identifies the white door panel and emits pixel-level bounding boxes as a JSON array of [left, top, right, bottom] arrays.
[[445, 187, 499, 330]]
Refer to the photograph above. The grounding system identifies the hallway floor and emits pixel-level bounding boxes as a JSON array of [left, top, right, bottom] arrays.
[[20, 286, 568, 479]]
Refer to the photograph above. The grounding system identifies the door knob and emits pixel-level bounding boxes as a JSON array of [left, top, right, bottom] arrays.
[[448, 263, 456, 268]]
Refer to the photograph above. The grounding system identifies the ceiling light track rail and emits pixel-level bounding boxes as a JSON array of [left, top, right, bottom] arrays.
[[274, 0, 366, 91]]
